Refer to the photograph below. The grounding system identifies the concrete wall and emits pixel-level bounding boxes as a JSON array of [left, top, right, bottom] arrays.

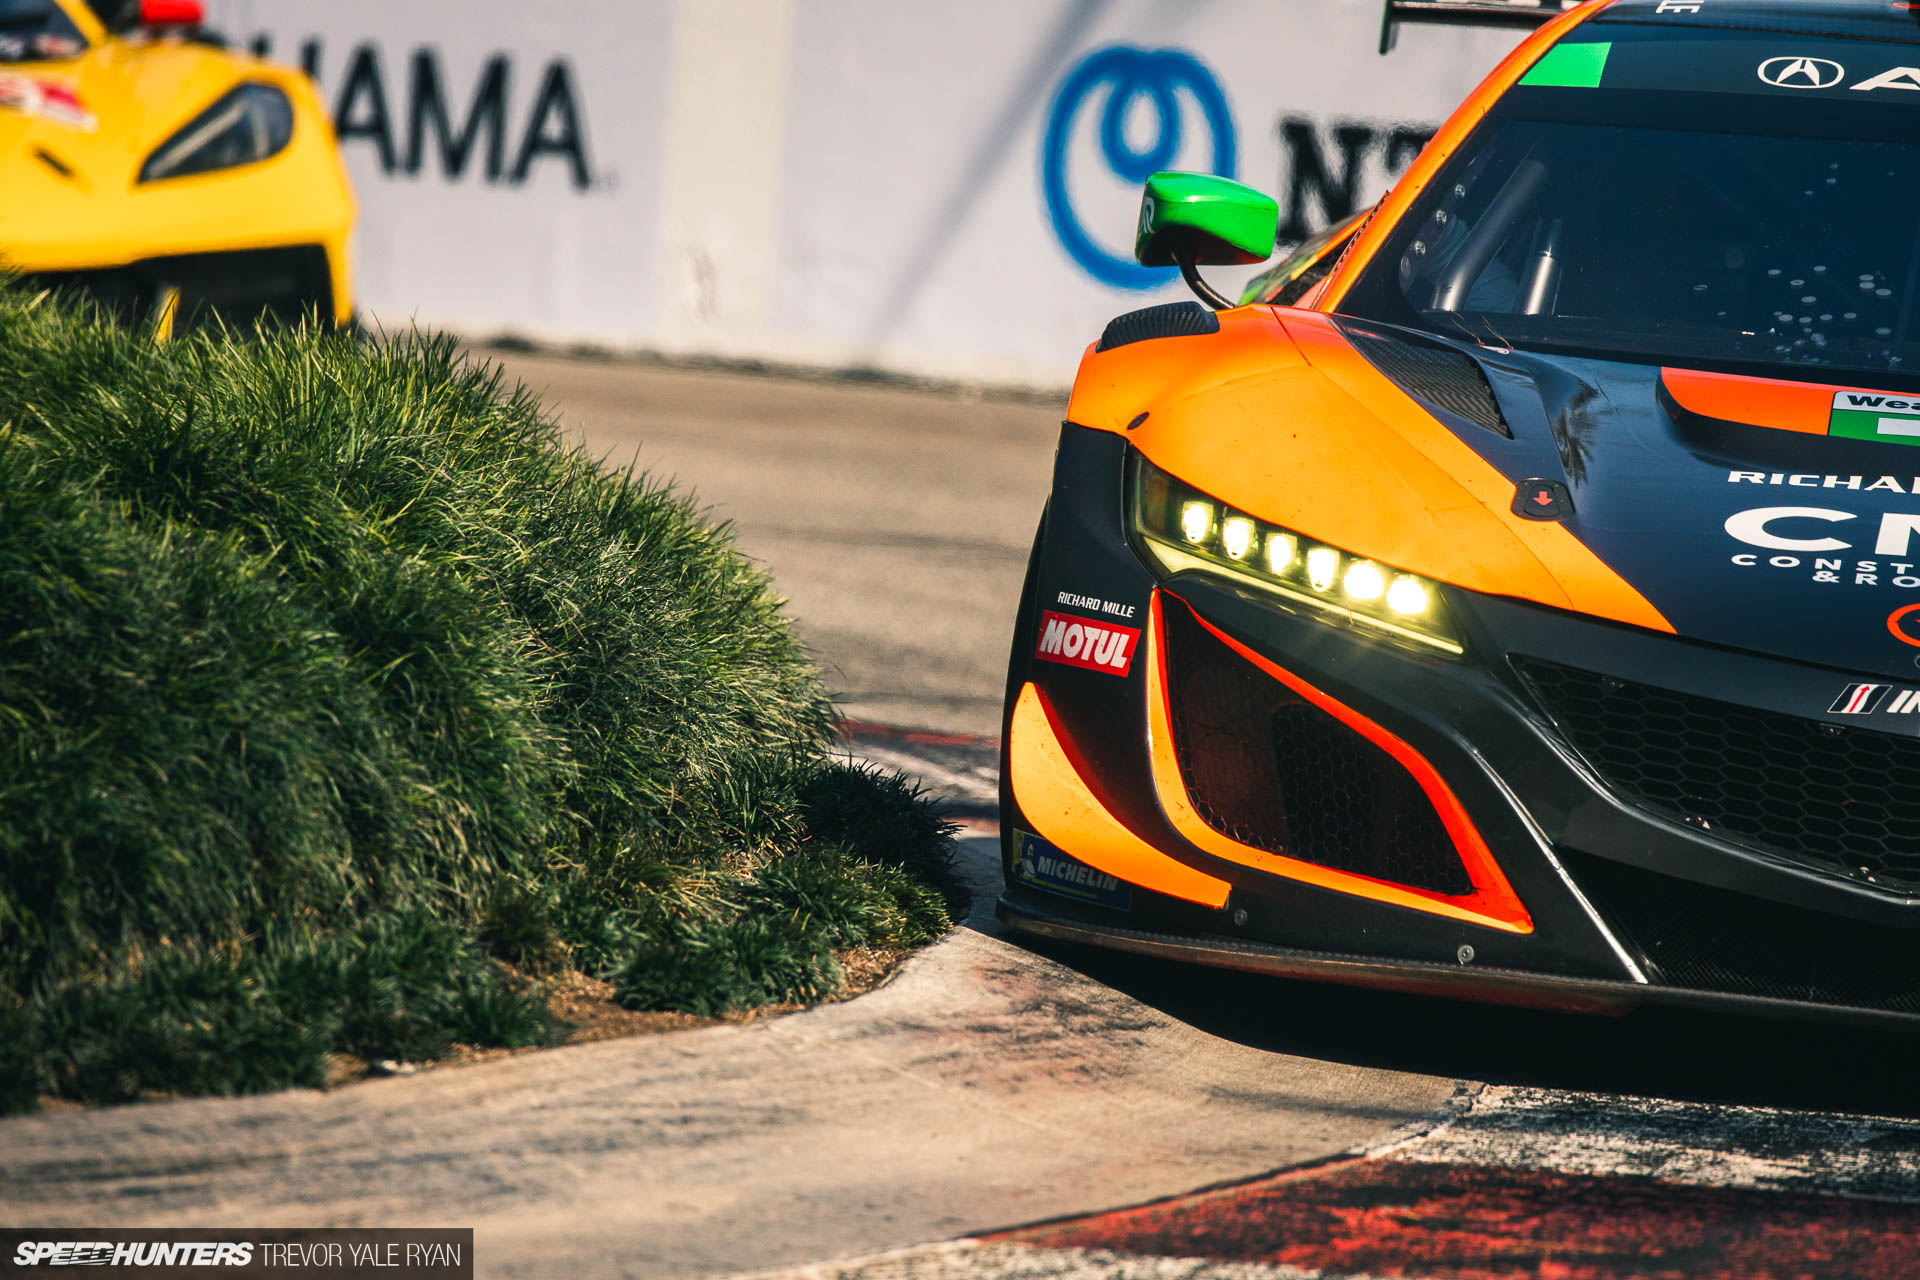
[[206, 0, 1529, 388]]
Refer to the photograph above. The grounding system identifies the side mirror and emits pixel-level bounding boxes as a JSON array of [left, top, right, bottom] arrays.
[[1135, 172, 1279, 310], [139, 0, 205, 27]]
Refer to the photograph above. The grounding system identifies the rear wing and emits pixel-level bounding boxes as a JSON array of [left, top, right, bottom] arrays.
[[1379, 0, 1584, 54]]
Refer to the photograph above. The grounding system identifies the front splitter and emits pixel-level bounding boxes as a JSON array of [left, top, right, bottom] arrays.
[[998, 896, 1920, 1033]]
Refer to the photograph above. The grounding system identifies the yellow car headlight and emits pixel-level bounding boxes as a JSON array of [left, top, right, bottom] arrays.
[[1127, 453, 1463, 655], [139, 83, 293, 184]]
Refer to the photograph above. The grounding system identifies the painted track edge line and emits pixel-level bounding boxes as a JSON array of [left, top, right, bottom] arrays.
[[715, 1238, 1390, 1280]]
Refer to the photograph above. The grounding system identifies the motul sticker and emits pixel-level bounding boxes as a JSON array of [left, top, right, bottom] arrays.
[[1034, 611, 1139, 675]]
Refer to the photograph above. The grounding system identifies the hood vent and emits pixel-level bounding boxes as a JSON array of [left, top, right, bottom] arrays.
[[1096, 302, 1220, 353], [33, 148, 75, 180], [1340, 322, 1512, 438]]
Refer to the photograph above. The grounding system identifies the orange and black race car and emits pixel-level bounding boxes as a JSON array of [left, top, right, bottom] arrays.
[[999, 0, 1920, 1029]]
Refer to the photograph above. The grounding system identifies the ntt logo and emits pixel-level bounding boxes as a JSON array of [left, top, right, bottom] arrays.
[[13, 1240, 254, 1266], [1041, 45, 1236, 289]]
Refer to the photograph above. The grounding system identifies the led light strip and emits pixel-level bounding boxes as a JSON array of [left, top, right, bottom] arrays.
[[1141, 539, 1465, 656], [1129, 453, 1462, 654]]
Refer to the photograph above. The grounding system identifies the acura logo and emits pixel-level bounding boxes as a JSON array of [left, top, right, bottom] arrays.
[[1758, 56, 1846, 89]]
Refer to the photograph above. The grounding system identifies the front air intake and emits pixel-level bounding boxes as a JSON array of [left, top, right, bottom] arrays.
[[1564, 850, 1920, 1015], [1162, 598, 1471, 895], [1514, 655, 1920, 895]]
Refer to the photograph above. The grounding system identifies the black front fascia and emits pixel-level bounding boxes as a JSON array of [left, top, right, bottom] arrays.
[[1016, 423, 1632, 980], [1013, 423, 1920, 994], [1453, 590, 1920, 926]]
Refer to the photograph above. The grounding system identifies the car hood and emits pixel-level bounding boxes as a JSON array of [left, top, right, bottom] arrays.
[[0, 40, 245, 192], [1459, 332, 1920, 679], [1068, 305, 1920, 678]]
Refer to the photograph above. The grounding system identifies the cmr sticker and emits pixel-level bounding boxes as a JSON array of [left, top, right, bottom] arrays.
[[1034, 611, 1139, 675], [1013, 830, 1132, 910], [1831, 392, 1920, 446]]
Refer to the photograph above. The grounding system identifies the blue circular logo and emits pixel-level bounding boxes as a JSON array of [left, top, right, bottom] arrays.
[[1041, 46, 1237, 290]]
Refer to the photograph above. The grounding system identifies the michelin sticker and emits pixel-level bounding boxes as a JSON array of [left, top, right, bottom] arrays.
[[1014, 830, 1132, 911]]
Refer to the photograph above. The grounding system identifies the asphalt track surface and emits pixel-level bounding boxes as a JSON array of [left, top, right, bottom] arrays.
[[9, 360, 1920, 1278], [0, 840, 1458, 1275], [492, 350, 1062, 738]]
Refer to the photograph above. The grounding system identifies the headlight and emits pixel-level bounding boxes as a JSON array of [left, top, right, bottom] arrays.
[[139, 83, 293, 184], [1127, 453, 1463, 655]]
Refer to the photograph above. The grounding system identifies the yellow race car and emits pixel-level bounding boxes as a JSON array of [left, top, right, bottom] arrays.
[[0, 0, 353, 334]]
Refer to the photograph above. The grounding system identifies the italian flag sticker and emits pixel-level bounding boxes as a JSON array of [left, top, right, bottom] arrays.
[[1831, 391, 1920, 446]]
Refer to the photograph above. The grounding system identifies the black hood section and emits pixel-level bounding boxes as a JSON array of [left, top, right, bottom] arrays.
[[1346, 321, 1920, 679]]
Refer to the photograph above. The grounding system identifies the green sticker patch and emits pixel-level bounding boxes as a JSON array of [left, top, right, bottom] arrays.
[[1519, 41, 1611, 90], [1831, 391, 1920, 446]]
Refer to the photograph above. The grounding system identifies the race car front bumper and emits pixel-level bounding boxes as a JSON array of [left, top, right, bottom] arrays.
[[1001, 423, 1920, 1027], [20, 243, 344, 333], [998, 898, 1920, 1032]]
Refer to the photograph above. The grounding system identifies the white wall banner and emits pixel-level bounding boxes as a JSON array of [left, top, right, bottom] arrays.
[[206, 0, 1528, 388]]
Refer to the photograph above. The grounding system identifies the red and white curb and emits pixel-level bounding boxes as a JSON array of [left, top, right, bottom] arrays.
[[744, 1242, 1340, 1279], [838, 721, 999, 820], [736, 1085, 1920, 1280], [820, 723, 1920, 1277]]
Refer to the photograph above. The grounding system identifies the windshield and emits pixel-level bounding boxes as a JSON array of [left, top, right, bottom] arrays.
[[0, 0, 86, 61], [1243, 212, 1364, 308], [1340, 26, 1920, 386]]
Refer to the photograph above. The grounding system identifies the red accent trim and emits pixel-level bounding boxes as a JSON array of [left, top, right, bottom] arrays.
[[1661, 368, 1838, 436], [836, 721, 999, 750], [1149, 591, 1532, 934], [1889, 603, 1920, 649]]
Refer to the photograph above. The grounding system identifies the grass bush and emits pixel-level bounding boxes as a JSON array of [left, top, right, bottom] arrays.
[[0, 290, 961, 1110]]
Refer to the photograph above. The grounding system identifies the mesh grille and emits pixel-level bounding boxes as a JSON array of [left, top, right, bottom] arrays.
[[1163, 600, 1471, 895], [1566, 851, 1920, 1015], [1514, 656, 1920, 894], [1340, 323, 1511, 438]]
